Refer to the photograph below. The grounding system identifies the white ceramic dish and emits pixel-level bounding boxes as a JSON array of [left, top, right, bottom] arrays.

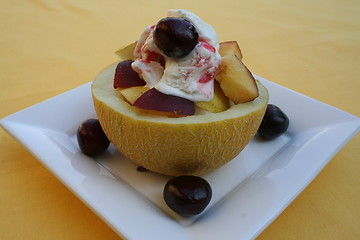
[[1, 75, 359, 240]]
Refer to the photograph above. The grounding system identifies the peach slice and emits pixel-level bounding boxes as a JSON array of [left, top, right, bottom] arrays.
[[219, 41, 243, 60], [216, 55, 259, 104]]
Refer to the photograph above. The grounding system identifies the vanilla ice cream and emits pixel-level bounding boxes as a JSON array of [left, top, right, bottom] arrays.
[[131, 9, 221, 102]]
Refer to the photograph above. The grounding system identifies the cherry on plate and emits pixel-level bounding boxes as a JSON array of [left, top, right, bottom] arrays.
[[163, 175, 212, 216], [257, 104, 289, 140], [77, 119, 110, 156]]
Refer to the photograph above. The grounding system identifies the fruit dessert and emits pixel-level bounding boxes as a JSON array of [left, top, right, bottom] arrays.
[[91, 9, 269, 176]]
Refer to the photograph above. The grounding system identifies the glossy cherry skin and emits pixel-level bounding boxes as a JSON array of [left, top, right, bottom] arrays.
[[257, 104, 289, 140], [77, 119, 110, 156], [163, 175, 212, 216], [154, 17, 198, 58]]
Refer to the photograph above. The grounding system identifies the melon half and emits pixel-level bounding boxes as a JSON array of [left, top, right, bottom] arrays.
[[92, 63, 269, 176]]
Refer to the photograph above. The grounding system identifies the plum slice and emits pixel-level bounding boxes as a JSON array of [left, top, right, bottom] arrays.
[[133, 88, 195, 117], [114, 60, 146, 89]]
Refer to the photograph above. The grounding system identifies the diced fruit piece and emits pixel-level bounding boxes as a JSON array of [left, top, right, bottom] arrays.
[[258, 104, 289, 140], [115, 42, 137, 61], [114, 60, 146, 89], [163, 176, 212, 216], [133, 88, 195, 117], [216, 55, 259, 104], [154, 17, 199, 58], [77, 119, 110, 156], [118, 86, 149, 104], [195, 81, 230, 113], [219, 41, 243, 60]]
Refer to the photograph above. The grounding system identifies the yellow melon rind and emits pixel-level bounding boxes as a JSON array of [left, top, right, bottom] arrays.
[[92, 63, 269, 176]]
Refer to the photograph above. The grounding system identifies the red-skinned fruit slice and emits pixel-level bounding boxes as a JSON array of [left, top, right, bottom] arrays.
[[114, 60, 146, 89], [133, 88, 195, 117]]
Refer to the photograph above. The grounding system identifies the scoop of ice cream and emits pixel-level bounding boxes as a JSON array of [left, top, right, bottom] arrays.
[[131, 9, 221, 102]]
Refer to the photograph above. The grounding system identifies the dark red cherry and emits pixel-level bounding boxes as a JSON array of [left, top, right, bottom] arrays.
[[154, 17, 198, 58], [257, 104, 289, 140], [163, 175, 212, 216], [77, 119, 110, 156]]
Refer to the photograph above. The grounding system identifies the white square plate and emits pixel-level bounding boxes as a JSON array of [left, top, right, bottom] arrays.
[[1, 75, 359, 240]]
